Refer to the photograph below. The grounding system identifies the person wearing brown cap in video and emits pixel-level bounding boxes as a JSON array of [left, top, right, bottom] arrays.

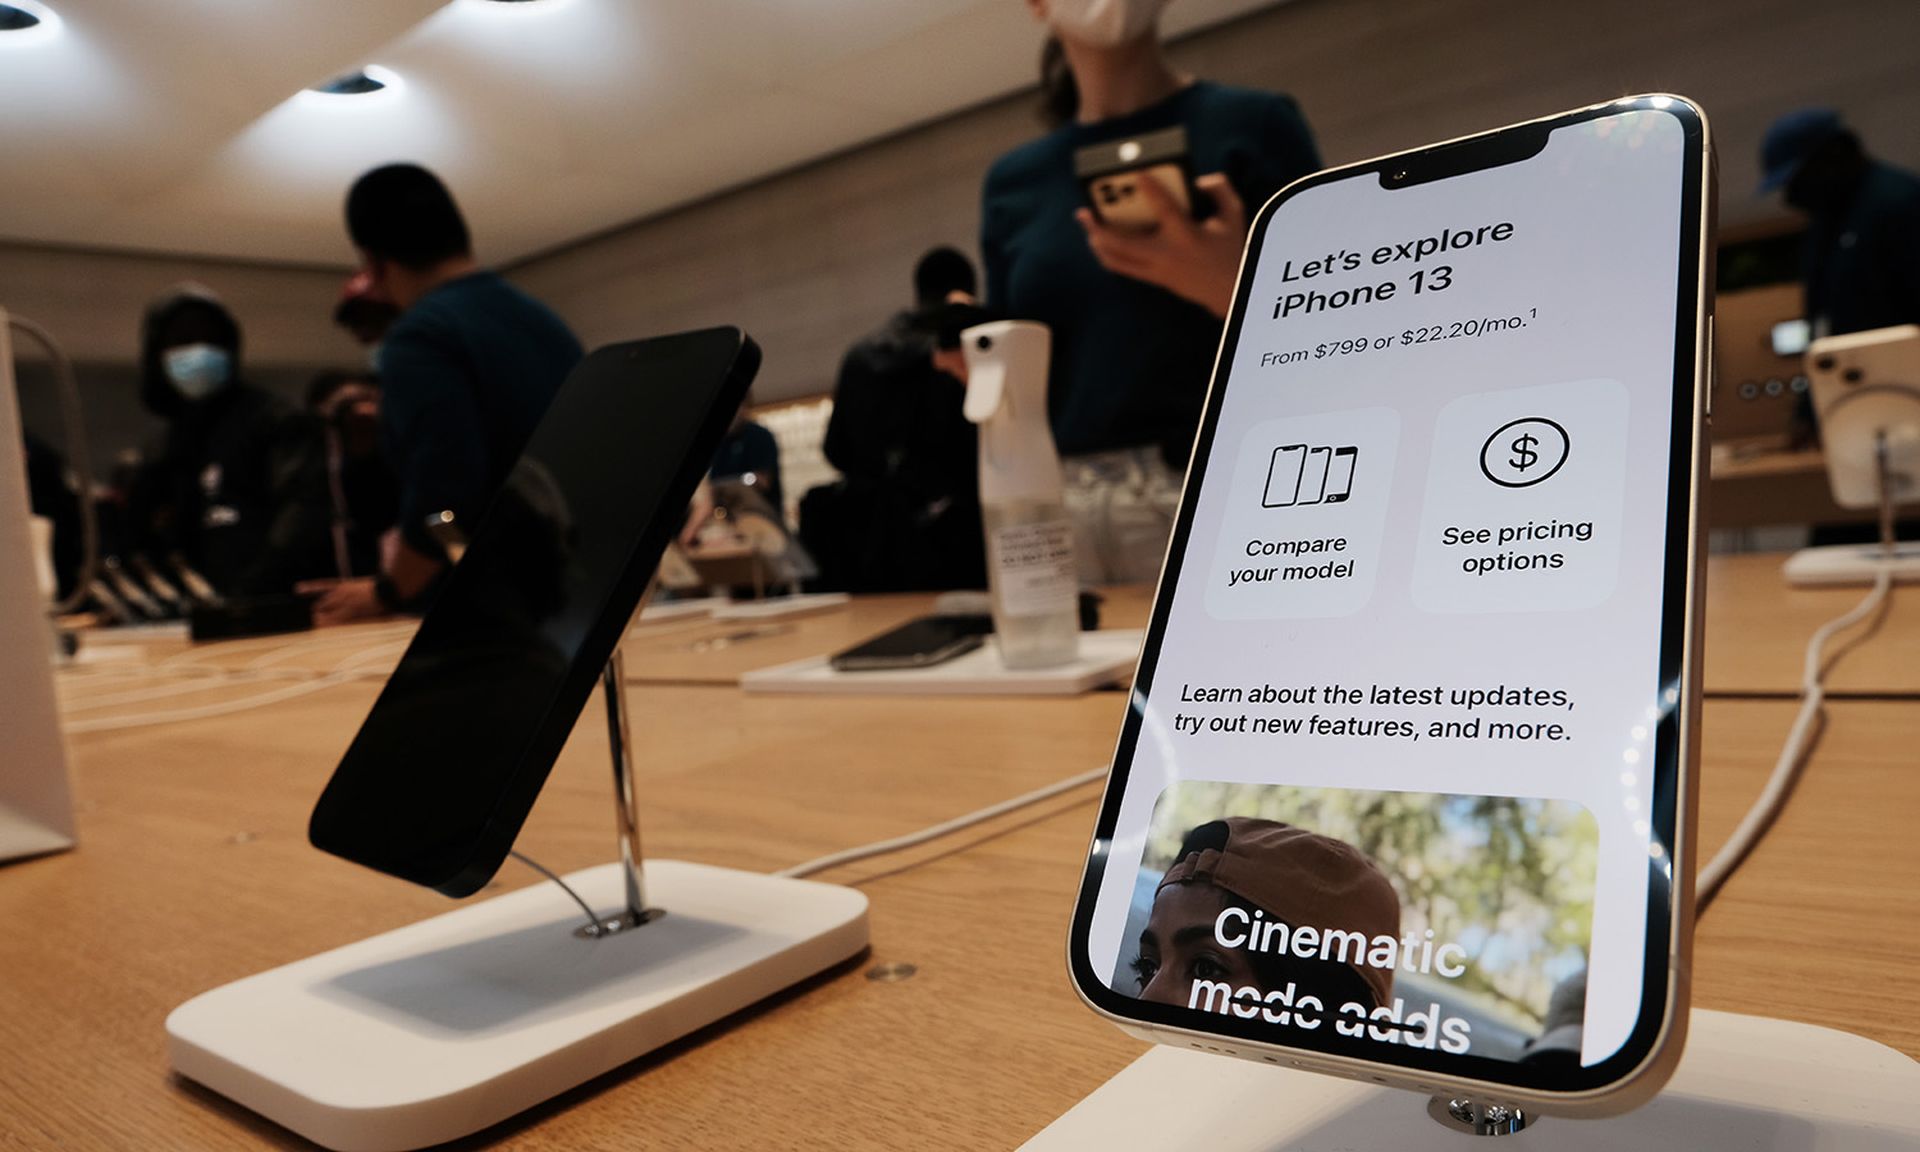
[[1132, 817, 1399, 1014]]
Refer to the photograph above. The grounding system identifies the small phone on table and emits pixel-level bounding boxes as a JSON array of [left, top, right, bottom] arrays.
[[1067, 95, 1714, 1117], [830, 614, 993, 672]]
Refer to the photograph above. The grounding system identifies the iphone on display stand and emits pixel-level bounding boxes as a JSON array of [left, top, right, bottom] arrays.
[[1066, 96, 1714, 1119], [309, 328, 761, 897]]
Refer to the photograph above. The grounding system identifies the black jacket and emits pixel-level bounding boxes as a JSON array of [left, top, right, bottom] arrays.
[[134, 292, 333, 596], [807, 311, 984, 592], [1803, 161, 1920, 337]]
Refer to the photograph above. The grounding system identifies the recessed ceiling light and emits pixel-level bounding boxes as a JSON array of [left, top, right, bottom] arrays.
[[455, 0, 573, 15], [310, 68, 389, 97], [0, 0, 58, 38]]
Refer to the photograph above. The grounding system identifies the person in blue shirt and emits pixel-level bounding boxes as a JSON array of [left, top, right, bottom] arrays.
[[709, 405, 784, 518], [303, 164, 583, 624], [950, 0, 1320, 584]]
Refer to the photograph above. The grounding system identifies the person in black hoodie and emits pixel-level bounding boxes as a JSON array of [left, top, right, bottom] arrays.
[[805, 246, 986, 592], [22, 432, 84, 600], [130, 287, 332, 597]]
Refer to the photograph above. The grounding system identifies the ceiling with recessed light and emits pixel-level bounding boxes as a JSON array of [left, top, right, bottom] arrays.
[[0, 0, 1283, 267]]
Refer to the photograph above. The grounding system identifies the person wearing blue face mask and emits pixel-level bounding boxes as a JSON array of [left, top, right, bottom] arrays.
[[129, 287, 333, 597]]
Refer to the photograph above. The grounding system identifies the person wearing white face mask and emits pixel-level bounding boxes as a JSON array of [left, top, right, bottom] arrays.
[[953, 0, 1319, 585], [128, 286, 333, 598]]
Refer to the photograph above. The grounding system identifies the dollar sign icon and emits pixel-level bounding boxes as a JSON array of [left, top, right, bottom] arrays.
[[1481, 418, 1568, 488], [1509, 432, 1540, 472]]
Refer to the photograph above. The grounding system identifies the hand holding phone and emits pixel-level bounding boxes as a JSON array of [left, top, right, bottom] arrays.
[[927, 291, 987, 382], [911, 298, 999, 351], [1075, 126, 1196, 232], [1075, 172, 1249, 319]]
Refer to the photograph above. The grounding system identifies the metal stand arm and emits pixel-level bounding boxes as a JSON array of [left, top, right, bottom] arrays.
[[595, 648, 659, 935], [509, 643, 662, 939]]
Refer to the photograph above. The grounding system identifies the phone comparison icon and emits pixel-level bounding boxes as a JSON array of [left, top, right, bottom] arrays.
[[1264, 444, 1358, 508]]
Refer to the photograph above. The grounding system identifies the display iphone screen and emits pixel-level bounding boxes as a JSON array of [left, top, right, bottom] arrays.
[[1070, 98, 1707, 1093]]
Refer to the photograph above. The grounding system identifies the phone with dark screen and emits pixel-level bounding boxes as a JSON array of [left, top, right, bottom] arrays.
[[829, 615, 993, 671], [309, 328, 760, 897]]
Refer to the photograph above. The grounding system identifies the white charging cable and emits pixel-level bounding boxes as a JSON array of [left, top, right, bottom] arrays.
[[61, 640, 399, 735], [775, 766, 1107, 879], [1699, 434, 1907, 912], [1696, 522, 1898, 913]]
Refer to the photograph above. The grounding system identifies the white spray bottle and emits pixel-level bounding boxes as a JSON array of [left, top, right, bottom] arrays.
[[962, 319, 1080, 669]]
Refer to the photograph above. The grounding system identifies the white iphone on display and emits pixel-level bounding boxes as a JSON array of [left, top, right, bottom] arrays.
[[1067, 95, 1714, 1117]]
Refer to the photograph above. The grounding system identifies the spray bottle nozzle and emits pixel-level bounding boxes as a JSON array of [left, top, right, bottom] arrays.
[[960, 319, 1049, 426]]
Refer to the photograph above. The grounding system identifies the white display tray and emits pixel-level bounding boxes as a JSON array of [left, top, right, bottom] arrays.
[[168, 860, 868, 1152], [1783, 542, 1920, 586], [742, 628, 1142, 697], [1020, 1009, 1920, 1150], [633, 596, 727, 624], [710, 592, 851, 620]]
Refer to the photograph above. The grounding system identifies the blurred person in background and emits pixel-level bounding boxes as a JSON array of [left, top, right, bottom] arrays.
[[306, 369, 398, 579], [709, 398, 784, 518], [1761, 110, 1920, 545], [942, 0, 1320, 584], [130, 287, 331, 597], [333, 269, 402, 354], [302, 163, 583, 624], [22, 431, 83, 600], [809, 246, 986, 591], [1761, 108, 1920, 339]]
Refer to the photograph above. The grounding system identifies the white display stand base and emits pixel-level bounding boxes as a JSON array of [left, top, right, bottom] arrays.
[[743, 628, 1143, 696], [710, 592, 850, 620], [1784, 542, 1920, 586], [1020, 1010, 1920, 1150], [633, 595, 727, 624], [167, 860, 868, 1152]]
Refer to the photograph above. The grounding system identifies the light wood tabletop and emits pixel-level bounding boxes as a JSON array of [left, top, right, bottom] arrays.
[[1701, 552, 1920, 697], [7, 642, 1918, 1149], [620, 558, 1920, 698], [57, 559, 1913, 700], [1707, 445, 1874, 531], [615, 587, 1155, 687]]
